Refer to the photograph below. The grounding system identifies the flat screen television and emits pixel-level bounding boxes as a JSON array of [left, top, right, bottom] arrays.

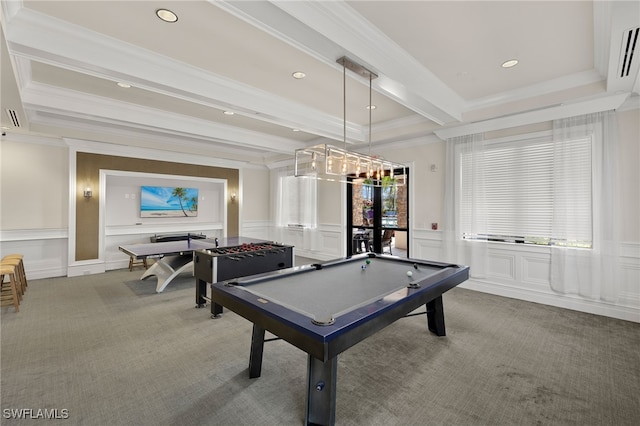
[[140, 186, 198, 218]]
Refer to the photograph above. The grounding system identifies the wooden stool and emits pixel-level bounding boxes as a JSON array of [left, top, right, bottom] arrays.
[[128, 257, 148, 271], [0, 262, 20, 312], [2, 254, 27, 295]]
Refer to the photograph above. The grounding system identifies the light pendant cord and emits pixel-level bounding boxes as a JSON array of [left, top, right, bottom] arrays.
[[369, 73, 372, 159], [343, 62, 347, 152]]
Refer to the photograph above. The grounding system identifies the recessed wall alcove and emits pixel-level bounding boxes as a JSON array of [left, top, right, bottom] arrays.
[[73, 152, 239, 267], [101, 170, 227, 270]]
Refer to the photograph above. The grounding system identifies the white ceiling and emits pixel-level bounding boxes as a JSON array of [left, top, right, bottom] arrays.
[[1, 1, 639, 165]]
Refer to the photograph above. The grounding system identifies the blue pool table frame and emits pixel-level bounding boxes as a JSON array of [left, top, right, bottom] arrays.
[[210, 253, 469, 426]]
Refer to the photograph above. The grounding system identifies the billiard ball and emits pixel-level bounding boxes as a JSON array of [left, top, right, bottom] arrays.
[[365, 259, 371, 265], [406, 270, 413, 277]]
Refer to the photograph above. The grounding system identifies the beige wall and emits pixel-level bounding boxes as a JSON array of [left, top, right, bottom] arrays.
[[242, 167, 270, 221], [377, 141, 446, 230], [318, 179, 342, 225], [0, 139, 68, 229], [617, 109, 640, 241]]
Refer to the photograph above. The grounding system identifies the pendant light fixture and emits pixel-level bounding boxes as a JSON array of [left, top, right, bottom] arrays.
[[294, 56, 406, 186]]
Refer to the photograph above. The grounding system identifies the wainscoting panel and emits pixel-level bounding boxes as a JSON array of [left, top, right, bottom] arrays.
[[269, 224, 342, 261], [619, 252, 640, 308], [521, 254, 552, 289], [0, 229, 68, 279], [4, 225, 637, 322], [315, 224, 343, 260], [487, 252, 516, 281], [411, 231, 639, 322], [277, 226, 306, 250], [411, 229, 442, 261], [241, 221, 271, 241]]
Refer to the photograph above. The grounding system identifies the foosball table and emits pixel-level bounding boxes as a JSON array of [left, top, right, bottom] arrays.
[[193, 241, 294, 310]]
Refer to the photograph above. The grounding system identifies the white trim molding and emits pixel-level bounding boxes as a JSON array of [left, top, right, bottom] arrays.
[[0, 228, 67, 241], [411, 232, 640, 323]]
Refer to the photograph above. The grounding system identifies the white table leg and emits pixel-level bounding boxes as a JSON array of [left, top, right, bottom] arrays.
[[139, 256, 193, 293]]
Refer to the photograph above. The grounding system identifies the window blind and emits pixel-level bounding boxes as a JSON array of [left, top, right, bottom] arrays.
[[459, 136, 592, 247]]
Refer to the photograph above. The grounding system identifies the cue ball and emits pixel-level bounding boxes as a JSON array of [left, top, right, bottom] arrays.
[[406, 270, 413, 277]]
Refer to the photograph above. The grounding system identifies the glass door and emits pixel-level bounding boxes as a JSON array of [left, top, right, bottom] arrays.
[[347, 168, 409, 257]]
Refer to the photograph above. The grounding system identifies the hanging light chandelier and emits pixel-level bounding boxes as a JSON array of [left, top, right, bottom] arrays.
[[294, 56, 406, 186]]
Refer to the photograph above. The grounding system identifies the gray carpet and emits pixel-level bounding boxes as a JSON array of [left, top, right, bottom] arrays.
[[1, 266, 639, 425]]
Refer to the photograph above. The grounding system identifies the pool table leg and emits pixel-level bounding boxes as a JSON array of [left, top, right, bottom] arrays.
[[426, 295, 446, 336], [305, 355, 337, 426], [249, 325, 265, 378], [211, 302, 224, 318]]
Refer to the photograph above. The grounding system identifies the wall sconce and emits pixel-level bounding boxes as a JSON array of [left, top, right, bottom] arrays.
[[84, 188, 93, 198], [230, 193, 237, 203]]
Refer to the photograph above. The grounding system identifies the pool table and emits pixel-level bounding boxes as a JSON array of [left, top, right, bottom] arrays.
[[210, 253, 469, 425]]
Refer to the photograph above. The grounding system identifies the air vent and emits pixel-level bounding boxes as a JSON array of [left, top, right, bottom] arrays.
[[5, 109, 20, 128], [619, 27, 639, 78]]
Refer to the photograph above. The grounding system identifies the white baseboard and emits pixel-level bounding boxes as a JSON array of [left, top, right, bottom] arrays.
[[462, 279, 640, 323], [67, 261, 106, 277], [26, 267, 68, 280]]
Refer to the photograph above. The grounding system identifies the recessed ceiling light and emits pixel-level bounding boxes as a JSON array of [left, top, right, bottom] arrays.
[[292, 71, 306, 79], [156, 9, 178, 23], [501, 59, 519, 68], [366, 105, 377, 110], [223, 111, 235, 115], [116, 82, 131, 88]]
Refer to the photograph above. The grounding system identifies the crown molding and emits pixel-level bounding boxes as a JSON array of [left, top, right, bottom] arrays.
[[465, 69, 604, 111], [618, 94, 640, 111], [265, 157, 295, 170], [29, 109, 271, 161], [21, 81, 307, 154], [65, 138, 247, 170], [434, 92, 629, 140], [0, 129, 65, 147], [0, 0, 22, 24], [4, 6, 365, 143]]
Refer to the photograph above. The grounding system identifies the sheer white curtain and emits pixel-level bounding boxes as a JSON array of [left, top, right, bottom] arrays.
[[442, 133, 488, 278], [550, 111, 620, 301], [272, 166, 289, 227], [272, 166, 317, 228]]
